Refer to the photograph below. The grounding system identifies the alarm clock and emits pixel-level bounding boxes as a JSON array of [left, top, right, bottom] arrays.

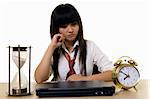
[[112, 56, 140, 90]]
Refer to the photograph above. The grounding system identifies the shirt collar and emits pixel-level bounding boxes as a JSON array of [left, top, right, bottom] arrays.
[[62, 41, 79, 53]]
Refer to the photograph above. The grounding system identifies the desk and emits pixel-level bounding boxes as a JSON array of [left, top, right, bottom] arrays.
[[0, 80, 149, 99]]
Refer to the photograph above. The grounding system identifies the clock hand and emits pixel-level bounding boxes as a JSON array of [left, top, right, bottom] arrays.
[[124, 74, 130, 80], [120, 71, 128, 76]]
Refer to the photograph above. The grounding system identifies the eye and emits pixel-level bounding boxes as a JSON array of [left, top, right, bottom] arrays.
[[71, 22, 78, 26], [60, 24, 68, 28]]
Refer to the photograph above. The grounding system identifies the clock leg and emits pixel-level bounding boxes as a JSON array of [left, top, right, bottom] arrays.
[[133, 86, 137, 92]]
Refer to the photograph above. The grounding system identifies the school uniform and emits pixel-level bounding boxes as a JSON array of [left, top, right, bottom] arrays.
[[54, 40, 113, 81]]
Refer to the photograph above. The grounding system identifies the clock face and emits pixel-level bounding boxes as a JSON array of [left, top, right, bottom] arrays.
[[118, 66, 140, 88]]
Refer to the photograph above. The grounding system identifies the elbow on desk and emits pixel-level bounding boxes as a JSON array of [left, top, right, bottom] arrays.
[[35, 77, 49, 84], [34, 73, 49, 84]]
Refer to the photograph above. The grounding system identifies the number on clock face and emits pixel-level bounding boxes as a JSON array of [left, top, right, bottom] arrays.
[[118, 66, 140, 88]]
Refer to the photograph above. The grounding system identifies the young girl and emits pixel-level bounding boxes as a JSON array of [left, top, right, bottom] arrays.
[[34, 3, 113, 83]]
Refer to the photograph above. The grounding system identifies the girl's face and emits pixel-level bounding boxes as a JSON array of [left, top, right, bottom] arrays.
[[59, 22, 79, 42]]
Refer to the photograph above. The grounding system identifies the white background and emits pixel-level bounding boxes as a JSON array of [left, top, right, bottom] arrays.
[[0, 0, 150, 82]]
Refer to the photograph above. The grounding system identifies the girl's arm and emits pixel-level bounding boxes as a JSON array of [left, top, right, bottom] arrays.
[[34, 34, 64, 83], [67, 70, 112, 81], [34, 44, 55, 83]]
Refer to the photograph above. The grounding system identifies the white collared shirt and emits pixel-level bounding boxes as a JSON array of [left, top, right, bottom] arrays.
[[57, 40, 113, 81]]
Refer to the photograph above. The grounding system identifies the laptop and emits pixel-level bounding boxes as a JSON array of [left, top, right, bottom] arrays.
[[36, 80, 115, 97]]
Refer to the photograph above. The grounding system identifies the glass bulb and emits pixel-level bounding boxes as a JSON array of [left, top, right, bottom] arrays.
[[12, 51, 27, 68], [12, 71, 28, 89]]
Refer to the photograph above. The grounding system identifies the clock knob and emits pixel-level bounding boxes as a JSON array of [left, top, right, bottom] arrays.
[[128, 60, 138, 66]]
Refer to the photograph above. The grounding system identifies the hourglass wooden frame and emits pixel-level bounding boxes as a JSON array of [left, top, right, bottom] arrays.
[[8, 45, 31, 96]]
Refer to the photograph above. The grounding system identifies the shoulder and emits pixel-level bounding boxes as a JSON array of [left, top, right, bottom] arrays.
[[86, 40, 95, 46], [86, 40, 99, 49], [86, 40, 104, 55]]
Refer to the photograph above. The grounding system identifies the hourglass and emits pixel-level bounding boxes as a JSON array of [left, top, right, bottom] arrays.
[[8, 45, 31, 96]]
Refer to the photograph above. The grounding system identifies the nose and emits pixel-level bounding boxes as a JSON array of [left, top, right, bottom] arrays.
[[67, 25, 73, 33]]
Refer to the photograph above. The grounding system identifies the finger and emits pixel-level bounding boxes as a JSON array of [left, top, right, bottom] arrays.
[[53, 34, 62, 42], [57, 34, 65, 42], [57, 36, 61, 42]]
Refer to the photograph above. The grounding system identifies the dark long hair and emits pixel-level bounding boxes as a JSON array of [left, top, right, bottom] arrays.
[[50, 3, 87, 80]]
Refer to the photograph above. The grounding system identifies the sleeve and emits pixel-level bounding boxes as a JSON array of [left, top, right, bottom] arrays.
[[90, 41, 113, 72]]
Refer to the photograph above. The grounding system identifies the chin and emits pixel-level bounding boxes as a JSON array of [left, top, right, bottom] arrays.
[[66, 38, 76, 42]]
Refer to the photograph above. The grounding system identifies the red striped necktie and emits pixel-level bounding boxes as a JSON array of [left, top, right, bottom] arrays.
[[62, 46, 79, 79]]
